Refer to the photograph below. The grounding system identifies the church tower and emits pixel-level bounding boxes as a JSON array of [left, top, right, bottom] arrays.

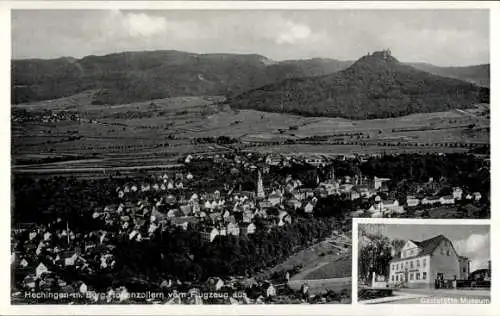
[[257, 170, 265, 199]]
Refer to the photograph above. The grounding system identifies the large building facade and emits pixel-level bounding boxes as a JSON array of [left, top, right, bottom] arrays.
[[388, 235, 469, 288]]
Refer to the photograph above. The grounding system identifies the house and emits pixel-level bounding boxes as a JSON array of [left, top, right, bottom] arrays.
[[421, 196, 440, 205], [388, 235, 469, 288], [439, 195, 455, 205], [200, 228, 220, 242], [452, 187, 463, 200], [297, 188, 315, 200], [374, 200, 405, 215], [247, 223, 256, 235], [285, 199, 302, 210], [338, 184, 354, 193], [458, 256, 470, 280], [19, 258, 29, 268], [36, 263, 49, 278], [268, 193, 282, 206], [63, 252, 79, 266], [406, 196, 420, 207], [240, 223, 256, 236], [23, 275, 37, 290], [304, 202, 314, 214], [207, 277, 225, 291], [180, 205, 192, 216], [316, 186, 329, 198], [227, 222, 240, 236], [473, 192, 482, 201], [374, 176, 391, 190], [259, 201, 273, 209], [357, 186, 374, 198], [350, 191, 360, 200]]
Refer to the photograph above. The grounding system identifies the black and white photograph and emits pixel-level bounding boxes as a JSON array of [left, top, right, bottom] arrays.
[[6, 3, 493, 308], [357, 221, 491, 304]]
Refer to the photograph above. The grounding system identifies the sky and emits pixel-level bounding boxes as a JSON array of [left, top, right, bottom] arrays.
[[11, 9, 489, 66], [360, 224, 490, 271]]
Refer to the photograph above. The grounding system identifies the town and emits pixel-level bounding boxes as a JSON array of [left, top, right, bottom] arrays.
[[11, 150, 489, 304]]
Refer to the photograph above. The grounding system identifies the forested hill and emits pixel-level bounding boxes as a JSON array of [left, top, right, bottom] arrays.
[[11, 51, 350, 105], [11, 50, 489, 106], [228, 50, 490, 120], [407, 63, 489, 88]]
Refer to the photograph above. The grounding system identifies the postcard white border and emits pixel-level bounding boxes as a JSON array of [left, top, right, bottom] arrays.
[[1, 1, 499, 315]]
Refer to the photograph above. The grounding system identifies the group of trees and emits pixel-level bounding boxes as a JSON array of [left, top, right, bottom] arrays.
[[358, 233, 405, 283], [192, 136, 239, 145], [111, 216, 340, 287], [359, 153, 490, 195]]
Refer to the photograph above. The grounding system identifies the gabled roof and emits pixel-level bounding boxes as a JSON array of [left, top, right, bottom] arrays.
[[391, 234, 456, 262], [411, 234, 448, 256]]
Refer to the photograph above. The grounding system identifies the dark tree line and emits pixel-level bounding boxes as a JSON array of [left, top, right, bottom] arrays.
[[109, 216, 340, 288]]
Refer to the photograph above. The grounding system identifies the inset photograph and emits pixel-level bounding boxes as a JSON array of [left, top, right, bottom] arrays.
[[357, 221, 490, 304]]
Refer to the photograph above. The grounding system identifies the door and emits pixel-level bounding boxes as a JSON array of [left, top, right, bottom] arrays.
[[437, 273, 444, 288]]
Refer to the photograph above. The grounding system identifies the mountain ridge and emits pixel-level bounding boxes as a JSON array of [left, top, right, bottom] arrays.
[[11, 50, 350, 105], [12, 50, 489, 108], [228, 50, 489, 120]]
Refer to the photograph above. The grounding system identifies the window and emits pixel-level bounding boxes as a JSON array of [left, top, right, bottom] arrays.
[[410, 261, 414, 268], [410, 273, 414, 280], [423, 272, 427, 280], [417, 259, 420, 267], [423, 259, 427, 267], [416, 273, 420, 280], [463, 268, 466, 273], [405, 261, 408, 268], [447, 250, 450, 256], [392, 275, 394, 281]]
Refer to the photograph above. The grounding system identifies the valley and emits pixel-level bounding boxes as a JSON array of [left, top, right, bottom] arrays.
[[12, 93, 489, 176]]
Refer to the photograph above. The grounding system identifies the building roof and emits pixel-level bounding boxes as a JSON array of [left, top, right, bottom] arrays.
[[411, 235, 447, 256], [391, 234, 459, 262]]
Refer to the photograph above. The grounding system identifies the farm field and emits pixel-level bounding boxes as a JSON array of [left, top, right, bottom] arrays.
[[12, 94, 489, 171], [296, 256, 352, 280], [256, 231, 352, 282], [251, 144, 471, 155]]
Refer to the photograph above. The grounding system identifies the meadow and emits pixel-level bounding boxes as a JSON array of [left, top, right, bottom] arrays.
[[12, 93, 489, 173]]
